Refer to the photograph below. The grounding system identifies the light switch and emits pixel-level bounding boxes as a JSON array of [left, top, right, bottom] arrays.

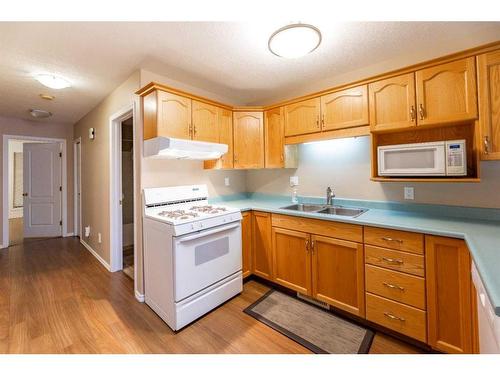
[[404, 187, 414, 200], [290, 176, 299, 187], [85, 226, 90, 237], [98, 233, 102, 244], [224, 177, 230, 186]]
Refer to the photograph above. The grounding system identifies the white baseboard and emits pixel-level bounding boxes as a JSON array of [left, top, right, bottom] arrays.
[[135, 290, 145, 303], [63, 232, 74, 237], [80, 239, 111, 271]]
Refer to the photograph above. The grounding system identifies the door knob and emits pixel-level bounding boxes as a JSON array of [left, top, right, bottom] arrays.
[[22, 193, 28, 197]]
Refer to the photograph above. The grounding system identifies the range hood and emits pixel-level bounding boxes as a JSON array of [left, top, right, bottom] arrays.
[[143, 137, 228, 160]]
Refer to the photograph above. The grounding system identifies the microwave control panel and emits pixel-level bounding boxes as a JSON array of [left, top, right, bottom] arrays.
[[445, 140, 467, 176]]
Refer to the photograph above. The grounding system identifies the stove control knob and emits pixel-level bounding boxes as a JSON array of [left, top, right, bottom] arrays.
[[191, 224, 195, 230], [199, 223, 203, 228]]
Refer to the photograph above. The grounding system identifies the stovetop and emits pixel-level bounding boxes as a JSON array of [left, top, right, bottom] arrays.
[[145, 203, 239, 225]]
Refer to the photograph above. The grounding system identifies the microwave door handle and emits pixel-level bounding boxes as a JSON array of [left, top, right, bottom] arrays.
[[178, 223, 240, 243]]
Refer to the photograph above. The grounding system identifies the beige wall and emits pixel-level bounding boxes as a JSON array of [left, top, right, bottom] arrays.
[[247, 136, 500, 209], [73, 71, 141, 264], [0, 115, 74, 247]]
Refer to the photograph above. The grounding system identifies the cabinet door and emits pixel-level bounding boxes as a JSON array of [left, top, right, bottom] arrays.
[[252, 211, 272, 280], [241, 211, 252, 278], [369, 73, 417, 131], [415, 57, 477, 126], [191, 100, 219, 143], [311, 235, 365, 316], [478, 50, 500, 160], [203, 108, 233, 170], [321, 85, 369, 131], [426, 235, 473, 353], [233, 112, 264, 169], [156, 91, 192, 140], [264, 107, 284, 168], [272, 227, 311, 295], [284, 98, 321, 136]]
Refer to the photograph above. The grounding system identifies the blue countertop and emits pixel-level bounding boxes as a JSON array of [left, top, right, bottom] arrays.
[[211, 194, 500, 316]]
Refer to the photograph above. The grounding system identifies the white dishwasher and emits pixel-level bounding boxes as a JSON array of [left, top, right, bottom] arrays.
[[472, 262, 500, 354]]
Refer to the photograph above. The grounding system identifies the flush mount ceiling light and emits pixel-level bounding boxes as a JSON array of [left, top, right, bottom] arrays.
[[29, 109, 52, 119], [34, 74, 71, 89], [268, 23, 322, 58]]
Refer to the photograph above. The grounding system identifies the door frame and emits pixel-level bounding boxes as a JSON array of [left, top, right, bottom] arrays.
[[73, 137, 82, 237], [2, 134, 68, 249], [109, 105, 135, 272]]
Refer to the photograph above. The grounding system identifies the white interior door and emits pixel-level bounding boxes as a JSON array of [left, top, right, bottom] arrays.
[[23, 143, 62, 238]]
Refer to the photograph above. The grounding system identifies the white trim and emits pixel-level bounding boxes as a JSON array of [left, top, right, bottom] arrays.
[[109, 105, 134, 273], [2, 134, 68, 249], [80, 238, 111, 271], [63, 232, 74, 237], [73, 137, 82, 237], [135, 290, 145, 303]]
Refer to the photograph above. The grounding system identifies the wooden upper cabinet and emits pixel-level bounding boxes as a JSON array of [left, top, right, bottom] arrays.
[[252, 211, 273, 280], [264, 107, 285, 168], [191, 100, 219, 143], [369, 73, 417, 132], [425, 235, 474, 354], [284, 97, 321, 137], [241, 211, 253, 278], [233, 111, 264, 169], [272, 227, 311, 295], [415, 57, 477, 126], [311, 235, 365, 317], [157, 91, 192, 139], [143, 90, 192, 140], [478, 50, 500, 160], [218, 108, 234, 168], [321, 85, 369, 131]]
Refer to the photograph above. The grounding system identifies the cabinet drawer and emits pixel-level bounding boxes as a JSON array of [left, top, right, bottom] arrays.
[[364, 227, 424, 254], [366, 293, 427, 342], [272, 214, 362, 242], [365, 245, 425, 277], [365, 265, 426, 309]]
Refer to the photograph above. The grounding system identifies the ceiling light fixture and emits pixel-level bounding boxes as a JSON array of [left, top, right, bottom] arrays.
[[29, 109, 52, 119], [268, 23, 322, 58], [34, 74, 71, 89]]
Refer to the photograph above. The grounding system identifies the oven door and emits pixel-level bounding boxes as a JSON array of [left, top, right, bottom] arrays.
[[173, 222, 242, 302], [378, 142, 446, 176]]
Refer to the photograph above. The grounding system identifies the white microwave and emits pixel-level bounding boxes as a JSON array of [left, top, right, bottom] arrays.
[[378, 140, 467, 177]]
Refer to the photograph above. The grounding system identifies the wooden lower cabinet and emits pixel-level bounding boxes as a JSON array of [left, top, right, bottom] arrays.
[[311, 235, 365, 317], [252, 211, 273, 280], [425, 235, 474, 354], [241, 212, 252, 278], [272, 227, 311, 295]]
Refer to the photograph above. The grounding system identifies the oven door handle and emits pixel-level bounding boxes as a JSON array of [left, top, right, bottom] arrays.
[[177, 222, 240, 243]]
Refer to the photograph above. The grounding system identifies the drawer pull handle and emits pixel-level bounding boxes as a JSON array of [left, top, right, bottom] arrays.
[[381, 237, 403, 244], [384, 312, 406, 322], [381, 257, 403, 265], [383, 282, 405, 291]]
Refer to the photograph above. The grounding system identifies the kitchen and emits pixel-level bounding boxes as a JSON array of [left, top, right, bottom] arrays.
[[0, 7, 500, 374]]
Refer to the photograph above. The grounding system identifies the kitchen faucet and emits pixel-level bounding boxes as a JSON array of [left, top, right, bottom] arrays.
[[326, 186, 335, 206]]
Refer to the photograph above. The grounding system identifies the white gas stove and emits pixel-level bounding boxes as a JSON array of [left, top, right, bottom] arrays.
[[142, 185, 243, 331]]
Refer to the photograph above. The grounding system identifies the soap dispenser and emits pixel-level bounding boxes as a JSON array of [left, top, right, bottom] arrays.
[[291, 187, 299, 204]]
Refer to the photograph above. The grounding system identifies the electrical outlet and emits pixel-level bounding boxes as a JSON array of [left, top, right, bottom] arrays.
[[290, 176, 299, 187], [85, 226, 90, 237], [404, 187, 415, 200], [98, 233, 102, 243], [224, 177, 230, 186]]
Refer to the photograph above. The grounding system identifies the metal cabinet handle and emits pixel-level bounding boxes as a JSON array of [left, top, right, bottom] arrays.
[[280, 154, 284, 162], [305, 239, 310, 251], [188, 124, 193, 138], [484, 136, 489, 154], [193, 125, 197, 136], [321, 114, 325, 126], [383, 282, 405, 291], [381, 257, 403, 265], [311, 240, 315, 252], [410, 106, 416, 121], [384, 312, 406, 322], [381, 237, 403, 244], [418, 104, 425, 120], [316, 116, 320, 128]]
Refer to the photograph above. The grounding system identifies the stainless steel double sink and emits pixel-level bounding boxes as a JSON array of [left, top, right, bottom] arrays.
[[280, 203, 367, 218]]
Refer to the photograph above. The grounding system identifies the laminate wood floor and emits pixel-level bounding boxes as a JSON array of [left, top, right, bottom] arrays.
[[0, 237, 425, 354]]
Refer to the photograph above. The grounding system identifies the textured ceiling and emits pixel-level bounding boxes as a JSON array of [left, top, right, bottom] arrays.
[[0, 22, 499, 125]]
